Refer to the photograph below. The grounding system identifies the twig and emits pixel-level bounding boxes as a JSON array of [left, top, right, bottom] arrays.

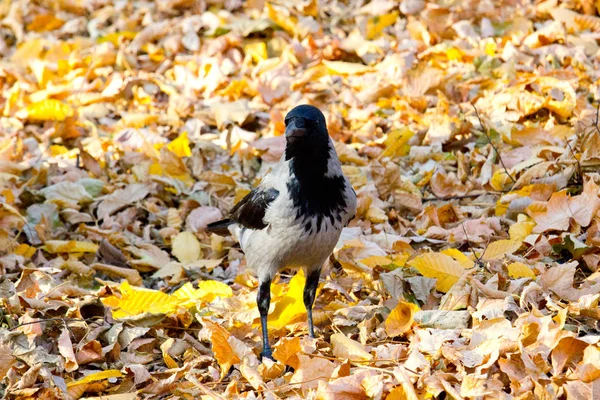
[[9, 317, 103, 331], [594, 101, 600, 137], [356, 364, 420, 376], [461, 223, 482, 265], [469, 102, 516, 185], [422, 192, 502, 202], [565, 135, 583, 186]]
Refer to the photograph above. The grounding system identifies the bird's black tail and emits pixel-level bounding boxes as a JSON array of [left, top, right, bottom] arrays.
[[206, 219, 234, 236]]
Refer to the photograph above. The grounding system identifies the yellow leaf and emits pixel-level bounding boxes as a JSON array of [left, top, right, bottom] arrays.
[[196, 280, 233, 302], [201, 318, 240, 377], [49, 145, 69, 156], [380, 127, 414, 158], [490, 169, 512, 191], [66, 369, 123, 387], [360, 255, 392, 268], [495, 198, 508, 216], [244, 42, 268, 63], [440, 248, 474, 269], [484, 41, 497, 56], [268, 270, 309, 330], [446, 47, 463, 61], [322, 60, 374, 75], [360, 254, 408, 268], [101, 281, 181, 318], [385, 300, 419, 336], [167, 131, 192, 158], [482, 239, 522, 261], [407, 253, 466, 292], [149, 162, 163, 176], [507, 262, 536, 279], [172, 231, 201, 264], [22, 99, 74, 121], [266, 2, 297, 36], [301, 0, 318, 17], [14, 244, 36, 258], [97, 31, 138, 46], [330, 333, 373, 362], [387, 386, 408, 400], [43, 240, 99, 254], [366, 12, 398, 40], [173, 281, 233, 305], [509, 219, 535, 242]]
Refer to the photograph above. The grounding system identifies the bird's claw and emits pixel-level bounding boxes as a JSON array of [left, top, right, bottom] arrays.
[[260, 347, 274, 361]]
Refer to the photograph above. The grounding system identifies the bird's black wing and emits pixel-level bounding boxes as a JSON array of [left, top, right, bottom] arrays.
[[206, 188, 280, 234]]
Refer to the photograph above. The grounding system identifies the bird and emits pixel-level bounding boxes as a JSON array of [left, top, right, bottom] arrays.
[[207, 104, 357, 360]]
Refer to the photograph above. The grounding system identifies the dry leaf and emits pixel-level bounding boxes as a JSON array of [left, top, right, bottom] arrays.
[[407, 253, 467, 292], [201, 318, 241, 377], [172, 231, 201, 264], [330, 333, 373, 362], [385, 301, 419, 336]]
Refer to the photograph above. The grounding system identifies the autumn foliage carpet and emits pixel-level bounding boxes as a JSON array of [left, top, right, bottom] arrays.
[[3, 0, 600, 398]]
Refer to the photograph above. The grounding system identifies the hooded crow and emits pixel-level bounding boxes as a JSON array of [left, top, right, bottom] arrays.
[[207, 104, 357, 359]]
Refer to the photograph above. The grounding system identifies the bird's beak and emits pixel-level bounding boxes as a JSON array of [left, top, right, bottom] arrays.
[[285, 119, 306, 139]]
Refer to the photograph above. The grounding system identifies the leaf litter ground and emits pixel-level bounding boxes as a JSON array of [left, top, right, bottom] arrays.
[[2, 0, 600, 398]]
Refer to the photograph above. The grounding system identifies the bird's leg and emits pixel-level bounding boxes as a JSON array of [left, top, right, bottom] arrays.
[[257, 277, 273, 360], [303, 268, 321, 338]]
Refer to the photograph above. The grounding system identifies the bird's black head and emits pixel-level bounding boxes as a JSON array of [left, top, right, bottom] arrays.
[[284, 105, 330, 163], [283, 105, 348, 227]]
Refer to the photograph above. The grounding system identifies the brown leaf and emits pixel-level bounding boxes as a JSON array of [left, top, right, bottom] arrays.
[[75, 340, 103, 365], [58, 328, 78, 372], [97, 184, 152, 220], [0, 343, 15, 379], [91, 263, 143, 286], [186, 206, 223, 232], [290, 355, 336, 389], [316, 371, 371, 400], [551, 337, 588, 376], [79, 147, 103, 177], [98, 239, 129, 268]]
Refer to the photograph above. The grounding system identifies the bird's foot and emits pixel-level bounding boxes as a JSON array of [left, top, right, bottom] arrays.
[[260, 347, 274, 361]]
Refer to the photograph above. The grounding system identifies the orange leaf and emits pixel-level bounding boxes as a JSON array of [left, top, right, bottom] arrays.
[[201, 318, 240, 377]]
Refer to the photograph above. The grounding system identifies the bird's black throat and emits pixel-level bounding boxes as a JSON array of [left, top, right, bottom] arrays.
[[286, 138, 347, 232]]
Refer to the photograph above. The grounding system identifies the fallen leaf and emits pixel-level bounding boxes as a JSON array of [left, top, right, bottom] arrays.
[[407, 253, 467, 292], [97, 184, 152, 220], [482, 239, 522, 261], [172, 231, 201, 264], [385, 301, 419, 336], [201, 318, 241, 378], [43, 240, 99, 254], [58, 328, 78, 372], [506, 262, 536, 279], [330, 333, 373, 362], [17, 99, 74, 121]]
